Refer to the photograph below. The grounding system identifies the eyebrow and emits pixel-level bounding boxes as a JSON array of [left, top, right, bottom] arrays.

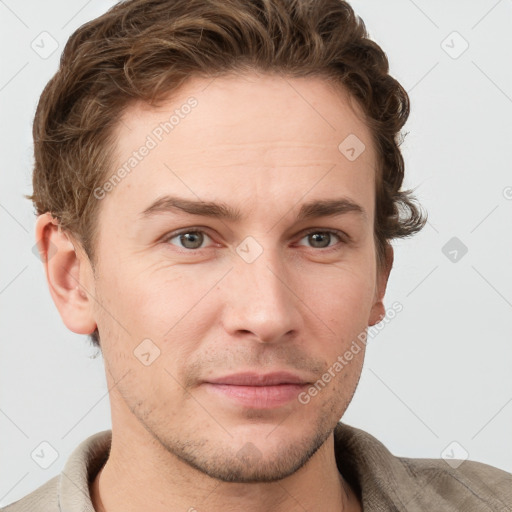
[[139, 195, 367, 222]]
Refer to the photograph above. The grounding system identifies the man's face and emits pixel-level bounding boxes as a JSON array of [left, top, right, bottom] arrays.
[[86, 72, 389, 482]]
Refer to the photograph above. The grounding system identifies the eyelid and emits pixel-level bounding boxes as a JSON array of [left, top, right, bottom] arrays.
[[162, 226, 349, 251], [294, 227, 348, 250], [161, 226, 216, 250]]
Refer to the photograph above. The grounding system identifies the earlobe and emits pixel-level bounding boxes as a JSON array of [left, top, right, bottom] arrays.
[[35, 213, 97, 335], [368, 243, 394, 326]]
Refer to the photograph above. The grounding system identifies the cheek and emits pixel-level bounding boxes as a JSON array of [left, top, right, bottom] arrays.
[[299, 264, 376, 370], [308, 265, 376, 323], [98, 261, 186, 328], [134, 271, 215, 335], [99, 267, 218, 369]]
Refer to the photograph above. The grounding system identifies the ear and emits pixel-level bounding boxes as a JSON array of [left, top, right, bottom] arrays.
[[34, 213, 97, 335], [368, 243, 394, 326]]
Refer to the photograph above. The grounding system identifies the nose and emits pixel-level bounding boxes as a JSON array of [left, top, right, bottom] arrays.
[[220, 244, 303, 344]]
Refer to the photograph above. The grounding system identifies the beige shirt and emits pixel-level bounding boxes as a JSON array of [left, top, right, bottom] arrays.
[[2, 422, 511, 511]]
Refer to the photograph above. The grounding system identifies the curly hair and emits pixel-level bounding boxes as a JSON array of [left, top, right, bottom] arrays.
[[27, 0, 427, 348]]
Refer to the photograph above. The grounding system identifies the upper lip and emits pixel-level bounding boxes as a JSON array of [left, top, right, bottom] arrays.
[[204, 372, 310, 386]]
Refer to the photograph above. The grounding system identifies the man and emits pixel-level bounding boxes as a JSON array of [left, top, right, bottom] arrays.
[[4, 0, 511, 510]]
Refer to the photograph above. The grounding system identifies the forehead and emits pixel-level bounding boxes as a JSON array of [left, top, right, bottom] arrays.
[[101, 72, 377, 224]]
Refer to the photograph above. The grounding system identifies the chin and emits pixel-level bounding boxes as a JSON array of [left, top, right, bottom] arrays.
[[175, 430, 330, 483], [155, 414, 334, 483]]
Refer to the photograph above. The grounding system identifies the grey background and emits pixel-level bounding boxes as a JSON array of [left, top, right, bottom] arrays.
[[1, 0, 511, 506]]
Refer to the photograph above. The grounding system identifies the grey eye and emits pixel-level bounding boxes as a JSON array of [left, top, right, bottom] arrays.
[[298, 231, 341, 249], [308, 232, 332, 248], [170, 231, 208, 250]]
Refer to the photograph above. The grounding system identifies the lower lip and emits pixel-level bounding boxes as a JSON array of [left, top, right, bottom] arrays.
[[202, 383, 307, 409]]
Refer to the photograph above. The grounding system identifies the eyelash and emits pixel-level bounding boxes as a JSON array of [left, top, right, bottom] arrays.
[[161, 227, 348, 253]]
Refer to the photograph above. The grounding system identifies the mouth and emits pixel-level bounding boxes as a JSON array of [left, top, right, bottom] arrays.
[[201, 372, 311, 409]]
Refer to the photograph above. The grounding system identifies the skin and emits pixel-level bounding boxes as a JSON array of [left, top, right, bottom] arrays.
[[36, 72, 393, 512]]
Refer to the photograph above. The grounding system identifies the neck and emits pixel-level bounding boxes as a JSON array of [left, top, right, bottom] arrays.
[[90, 424, 361, 512]]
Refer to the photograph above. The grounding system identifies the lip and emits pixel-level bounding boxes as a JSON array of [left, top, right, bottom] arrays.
[[204, 371, 309, 386], [202, 372, 310, 409]]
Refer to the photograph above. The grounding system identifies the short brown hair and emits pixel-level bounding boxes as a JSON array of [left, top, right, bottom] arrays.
[[27, 0, 427, 348]]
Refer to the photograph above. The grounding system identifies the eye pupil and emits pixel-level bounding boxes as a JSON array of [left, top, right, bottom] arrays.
[[309, 232, 330, 248], [170, 230, 339, 251], [180, 232, 204, 249]]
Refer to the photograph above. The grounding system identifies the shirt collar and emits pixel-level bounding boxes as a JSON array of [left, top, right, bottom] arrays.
[[58, 429, 111, 512], [334, 421, 435, 510]]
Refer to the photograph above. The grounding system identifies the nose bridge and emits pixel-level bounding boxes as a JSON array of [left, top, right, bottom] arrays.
[[222, 237, 301, 342]]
